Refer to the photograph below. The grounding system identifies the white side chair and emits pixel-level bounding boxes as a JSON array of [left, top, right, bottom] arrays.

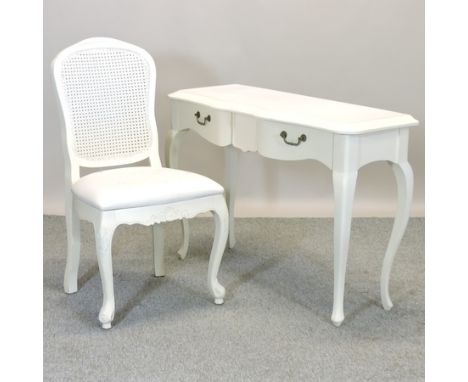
[[52, 37, 228, 329]]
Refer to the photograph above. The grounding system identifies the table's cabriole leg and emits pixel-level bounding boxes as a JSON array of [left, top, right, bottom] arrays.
[[166, 129, 190, 259], [208, 197, 229, 304], [331, 134, 359, 327], [224, 145, 237, 249], [381, 161, 414, 310], [332, 170, 358, 326]]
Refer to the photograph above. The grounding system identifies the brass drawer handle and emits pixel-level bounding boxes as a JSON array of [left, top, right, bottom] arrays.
[[280, 131, 307, 146], [194, 111, 211, 126]]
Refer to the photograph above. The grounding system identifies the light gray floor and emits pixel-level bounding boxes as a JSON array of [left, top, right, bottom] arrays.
[[44, 216, 424, 381]]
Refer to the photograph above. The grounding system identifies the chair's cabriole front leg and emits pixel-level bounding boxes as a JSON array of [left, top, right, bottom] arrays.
[[381, 161, 414, 310], [94, 219, 117, 329], [64, 192, 81, 294], [332, 170, 358, 326], [166, 129, 190, 259], [208, 198, 229, 304], [153, 223, 165, 277]]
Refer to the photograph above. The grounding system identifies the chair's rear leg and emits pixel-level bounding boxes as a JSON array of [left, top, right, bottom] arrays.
[[178, 220, 190, 260], [94, 220, 116, 329], [207, 199, 229, 304], [64, 194, 81, 294], [153, 223, 165, 277]]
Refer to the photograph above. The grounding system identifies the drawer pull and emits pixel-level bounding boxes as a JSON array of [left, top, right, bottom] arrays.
[[194, 111, 211, 126], [280, 131, 307, 146]]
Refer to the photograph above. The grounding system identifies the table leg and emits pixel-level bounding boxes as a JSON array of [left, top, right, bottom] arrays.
[[381, 161, 413, 310], [224, 145, 237, 249], [332, 169, 358, 326], [166, 129, 190, 259]]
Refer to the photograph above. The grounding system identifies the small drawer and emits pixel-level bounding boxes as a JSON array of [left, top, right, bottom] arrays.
[[257, 120, 333, 167], [171, 100, 232, 146]]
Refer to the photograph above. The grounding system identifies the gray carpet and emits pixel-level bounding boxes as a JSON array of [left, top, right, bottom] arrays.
[[44, 216, 424, 381]]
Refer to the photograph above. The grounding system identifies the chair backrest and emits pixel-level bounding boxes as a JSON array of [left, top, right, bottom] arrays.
[[52, 37, 160, 177]]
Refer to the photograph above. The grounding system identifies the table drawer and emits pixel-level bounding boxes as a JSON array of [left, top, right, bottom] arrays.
[[257, 120, 333, 167], [171, 100, 232, 146]]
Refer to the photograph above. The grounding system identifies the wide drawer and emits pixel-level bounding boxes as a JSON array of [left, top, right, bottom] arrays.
[[171, 100, 232, 146], [257, 120, 333, 167]]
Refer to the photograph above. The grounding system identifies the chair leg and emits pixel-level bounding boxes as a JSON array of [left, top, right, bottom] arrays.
[[178, 220, 190, 260], [64, 194, 81, 294], [166, 129, 191, 260], [381, 161, 413, 310], [207, 200, 229, 304], [94, 220, 116, 329], [153, 223, 165, 277]]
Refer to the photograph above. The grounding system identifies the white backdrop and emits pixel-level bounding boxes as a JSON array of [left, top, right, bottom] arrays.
[[44, 0, 424, 217]]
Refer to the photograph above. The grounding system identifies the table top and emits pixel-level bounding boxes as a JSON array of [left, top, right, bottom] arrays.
[[169, 84, 419, 134]]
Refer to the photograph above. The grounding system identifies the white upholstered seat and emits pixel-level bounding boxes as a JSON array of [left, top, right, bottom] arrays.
[[53, 37, 228, 329], [72, 167, 224, 211]]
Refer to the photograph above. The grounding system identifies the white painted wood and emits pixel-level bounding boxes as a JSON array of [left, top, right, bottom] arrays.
[[330, 134, 360, 326], [153, 224, 165, 277], [357, 129, 400, 168], [171, 100, 232, 146], [168, 84, 419, 326], [63, 191, 80, 294], [232, 113, 258, 152], [381, 161, 413, 310], [169, 84, 418, 135], [166, 129, 190, 259], [208, 201, 229, 304], [75, 195, 229, 329], [257, 120, 333, 168], [53, 38, 229, 329], [331, 170, 358, 326], [178, 220, 190, 260], [224, 146, 237, 248], [397, 128, 410, 162], [93, 218, 117, 330]]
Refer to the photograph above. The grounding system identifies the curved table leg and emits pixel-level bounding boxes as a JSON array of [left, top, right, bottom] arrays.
[[224, 145, 237, 249], [208, 198, 229, 304], [381, 161, 414, 310], [332, 170, 358, 326], [166, 129, 190, 259]]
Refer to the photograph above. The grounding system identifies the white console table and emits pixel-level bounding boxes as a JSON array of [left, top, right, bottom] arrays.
[[167, 84, 418, 326]]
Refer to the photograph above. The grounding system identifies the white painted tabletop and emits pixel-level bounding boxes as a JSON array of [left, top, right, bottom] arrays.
[[169, 84, 419, 134]]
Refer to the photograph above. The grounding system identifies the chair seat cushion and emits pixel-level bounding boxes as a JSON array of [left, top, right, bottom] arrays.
[[72, 167, 224, 211]]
